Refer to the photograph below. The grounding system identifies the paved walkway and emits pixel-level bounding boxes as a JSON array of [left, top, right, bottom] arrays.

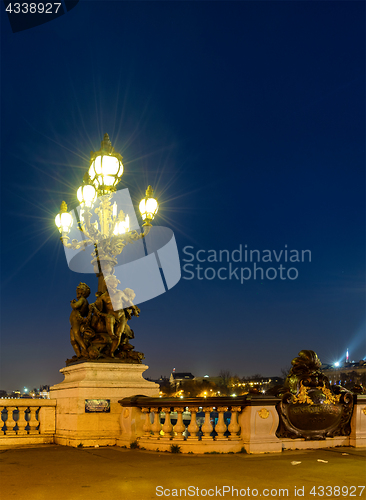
[[1, 445, 365, 500]]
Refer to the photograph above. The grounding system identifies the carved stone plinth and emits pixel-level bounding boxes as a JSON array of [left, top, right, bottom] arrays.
[[350, 395, 366, 447], [239, 398, 282, 453], [50, 362, 159, 447]]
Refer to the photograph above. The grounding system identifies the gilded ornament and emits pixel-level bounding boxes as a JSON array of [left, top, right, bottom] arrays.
[[292, 382, 314, 405], [258, 408, 269, 419]]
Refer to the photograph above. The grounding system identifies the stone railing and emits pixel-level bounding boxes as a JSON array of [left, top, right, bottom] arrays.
[[118, 395, 282, 453], [0, 399, 56, 446], [118, 394, 366, 453], [1, 393, 365, 451]]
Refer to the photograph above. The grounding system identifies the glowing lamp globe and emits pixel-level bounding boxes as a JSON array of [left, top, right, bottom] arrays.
[[77, 181, 97, 208], [55, 201, 73, 234], [88, 133, 123, 194], [139, 186, 158, 222], [113, 215, 130, 235]]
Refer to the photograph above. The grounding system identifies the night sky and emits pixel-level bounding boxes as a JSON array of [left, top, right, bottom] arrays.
[[1, 1, 365, 393]]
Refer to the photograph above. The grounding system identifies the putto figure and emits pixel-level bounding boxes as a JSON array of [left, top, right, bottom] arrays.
[[66, 278, 144, 365], [91, 275, 140, 357], [69, 282, 91, 358]]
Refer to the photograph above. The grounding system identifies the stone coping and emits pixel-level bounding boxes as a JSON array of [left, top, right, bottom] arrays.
[[0, 400, 56, 406], [118, 394, 280, 408]]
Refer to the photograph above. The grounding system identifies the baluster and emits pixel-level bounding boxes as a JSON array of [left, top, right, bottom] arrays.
[[16, 406, 28, 435], [161, 407, 173, 440], [141, 408, 152, 438], [28, 406, 40, 434], [5, 406, 17, 436], [228, 406, 241, 440], [201, 407, 214, 440], [1, 407, 6, 435], [187, 407, 200, 440], [215, 406, 228, 440], [173, 407, 186, 440], [150, 407, 161, 439]]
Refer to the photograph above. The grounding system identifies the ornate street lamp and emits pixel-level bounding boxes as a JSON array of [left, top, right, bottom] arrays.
[[55, 133, 159, 363], [55, 133, 159, 289]]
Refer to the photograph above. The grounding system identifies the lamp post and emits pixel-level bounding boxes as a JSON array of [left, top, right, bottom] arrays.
[[54, 133, 159, 362], [55, 133, 158, 294]]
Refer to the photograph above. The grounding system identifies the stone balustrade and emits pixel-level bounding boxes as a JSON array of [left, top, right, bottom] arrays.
[[117, 395, 282, 453], [0, 400, 56, 446], [0, 393, 365, 451]]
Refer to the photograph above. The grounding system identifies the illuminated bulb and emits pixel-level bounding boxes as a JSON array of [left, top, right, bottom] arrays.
[[124, 215, 130, 232], [55, 201, 73, 234], [77, 183, 97, 208], [88, 135, 124, 193], [113, 216, 130, 235], [139, 185, 158, 222]]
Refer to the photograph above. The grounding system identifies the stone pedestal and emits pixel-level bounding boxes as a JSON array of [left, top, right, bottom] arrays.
[[239, 398, 282, 454], [350, 395, 366, 447], [50, 362, 159, 447]]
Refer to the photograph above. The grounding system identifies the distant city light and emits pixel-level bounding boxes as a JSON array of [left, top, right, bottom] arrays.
[[334, 362, 340, 367], [204, 375, 209, 378]]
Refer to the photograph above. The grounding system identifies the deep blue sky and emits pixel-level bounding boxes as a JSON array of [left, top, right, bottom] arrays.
[[1, 1, 365, 392]]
